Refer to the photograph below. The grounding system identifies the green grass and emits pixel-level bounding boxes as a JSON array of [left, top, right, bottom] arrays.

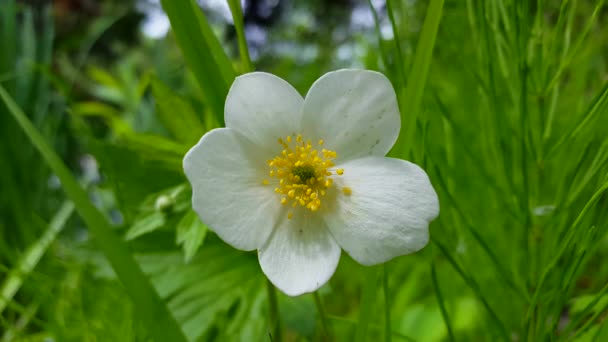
[[1, 0, 607, 341]]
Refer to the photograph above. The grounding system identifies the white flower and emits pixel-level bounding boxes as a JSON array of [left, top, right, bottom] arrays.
[[183, 69, 439, 296]]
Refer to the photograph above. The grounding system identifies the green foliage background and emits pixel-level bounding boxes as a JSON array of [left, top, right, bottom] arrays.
[[1, 0, 607, 341]]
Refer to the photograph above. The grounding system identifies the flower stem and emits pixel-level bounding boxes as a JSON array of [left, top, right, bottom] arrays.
[[382, 264, 392, 342], [266, 279, 282, 342], [313, 292, 332, 340], [356, 266, 380, 342]]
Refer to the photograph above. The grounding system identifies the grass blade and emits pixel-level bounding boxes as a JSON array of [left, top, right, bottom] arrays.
[[433, 238, 510, 341], [0, 202, 74, 314], [395, 0, 444, 158], [0, 85, 188, 342], [160, 0, 235, 126], [227, 0, 253, 73], [431, 261, 456, 342], [356, 266, 380, 342]]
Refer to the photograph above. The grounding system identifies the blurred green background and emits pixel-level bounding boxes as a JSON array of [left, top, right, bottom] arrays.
[[1, 0, 607, 341]]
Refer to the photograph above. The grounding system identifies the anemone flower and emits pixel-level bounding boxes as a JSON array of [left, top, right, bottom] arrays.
[[183, 69, 439, 296]]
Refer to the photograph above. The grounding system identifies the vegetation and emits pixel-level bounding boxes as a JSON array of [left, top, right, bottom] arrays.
[[1, 0, 607, 341]]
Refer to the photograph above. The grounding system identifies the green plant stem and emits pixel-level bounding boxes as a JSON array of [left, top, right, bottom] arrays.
[[313, 292, 332, 340], [0, 84, 188, 342], [385, 0, 406, 87], [382, 264, 392, 342], [266, 280, 282, 342], [327, 314, 416, 342], [526, 180, 608, 324], [356, 266, 380, 342], [396, 0, 444, 159], [227, 0, 253, 72], [0, 202, 74, 314], [365, 0, 390, 76], [431, 261, 455, 342]]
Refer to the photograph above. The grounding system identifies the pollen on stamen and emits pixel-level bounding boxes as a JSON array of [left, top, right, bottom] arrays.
[[262, 179, 270, 185], [266, 133, 342, 216], [342, 187, 352, 196]]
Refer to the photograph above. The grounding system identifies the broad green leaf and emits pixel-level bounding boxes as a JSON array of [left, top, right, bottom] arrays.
[[160, 0, 235, 126], [0, 85, 188, 342], [91, 237, 266, 342]]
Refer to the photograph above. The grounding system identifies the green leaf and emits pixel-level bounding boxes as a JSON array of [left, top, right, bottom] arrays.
[[176, 210, 208, 263], [0, 84, 188, 342], [160, 0, 235, 126], [89, 238, 266, 341], [125, 211, 167, 241], [151, 77, 205, 144]]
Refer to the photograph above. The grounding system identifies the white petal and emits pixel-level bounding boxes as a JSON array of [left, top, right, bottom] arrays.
[[301, 69, 400, 163], [225, 72, 304, 150], [259, 212, 341, 296], [183, 128, 281, 251], [323, 156, 439, 265]]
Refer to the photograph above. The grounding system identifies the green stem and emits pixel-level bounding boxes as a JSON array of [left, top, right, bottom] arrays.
[[227, 0, 253, 72], [431, 261, 455, 342], [266, 280, 282, 342], [314, 292, 332, 340], [383, 264, 392, 342], [0, 202, 73, 315], [356, 266, 380, 342]]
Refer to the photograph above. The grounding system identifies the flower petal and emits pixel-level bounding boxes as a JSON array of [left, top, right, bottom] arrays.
[[301, 69, 400, 163], [225, 72, 304, 150], [183, 128, 280, 251], [259, 212, 341, 296], [323, 156, 439, 265]]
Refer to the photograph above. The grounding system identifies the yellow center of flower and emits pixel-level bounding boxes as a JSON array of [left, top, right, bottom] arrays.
[[264, 134, 346, 219]]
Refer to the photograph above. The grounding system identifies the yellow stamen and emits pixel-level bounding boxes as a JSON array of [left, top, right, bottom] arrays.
[[342, 187, 352, 196], [266, 133, 341, 215]]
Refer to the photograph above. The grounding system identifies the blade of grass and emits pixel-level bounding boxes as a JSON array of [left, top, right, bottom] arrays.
[[433, 237, 510, 341], [569, 282, 608, 341], [548, 81, 608, 158], [326, 314, 416, 341], [365, 0, 391, 76], [525, 180, 608, 325], [0, 202, 74, 314], [313, 292, 332, 340], [0, 85, 188, 342], [227, 0, 252, 73], [160, 0, 235, 126], [0, 0, 16, 93], [385, 0, 407, 88], [544, 0, 605, 93], [266, 280, 282, 342], [431, 261, 455, 342], [394, 0, 444, 158], [1, 302, 39, 341], [382, 264, 392, 342], [356, 266, 380, 342]]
